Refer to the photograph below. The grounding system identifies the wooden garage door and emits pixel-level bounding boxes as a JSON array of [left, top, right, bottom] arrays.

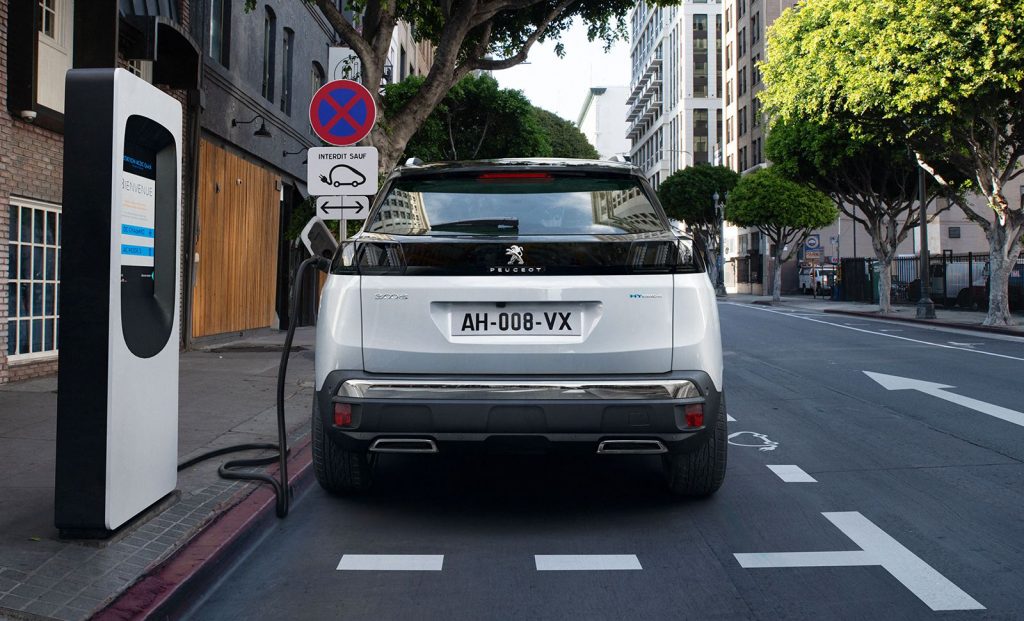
[[192, 139, 281, 338]]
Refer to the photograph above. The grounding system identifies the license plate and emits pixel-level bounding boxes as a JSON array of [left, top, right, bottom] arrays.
[[451, 305, 581, 336]]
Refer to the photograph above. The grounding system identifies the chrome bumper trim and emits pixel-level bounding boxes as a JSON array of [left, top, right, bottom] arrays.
[[338, 379, 701, 400]]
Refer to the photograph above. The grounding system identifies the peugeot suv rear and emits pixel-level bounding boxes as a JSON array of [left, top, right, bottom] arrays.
[[312, 159, 726, 496]]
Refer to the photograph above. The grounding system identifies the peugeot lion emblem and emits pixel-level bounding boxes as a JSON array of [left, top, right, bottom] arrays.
[[506, 245, 525, 265]]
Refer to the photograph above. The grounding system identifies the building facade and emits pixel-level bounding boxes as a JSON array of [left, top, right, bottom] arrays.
[[0, 0, 434, 382], [576, 86, 629, 160], [1, 0, 200, 383], [626, 1, 724, 189]]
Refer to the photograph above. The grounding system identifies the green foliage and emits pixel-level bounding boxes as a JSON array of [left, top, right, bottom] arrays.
[[532, 108, 599, 159], [726, 168, 836, 232], [657, 165, 739, 227], [384, 74, 550, 161]]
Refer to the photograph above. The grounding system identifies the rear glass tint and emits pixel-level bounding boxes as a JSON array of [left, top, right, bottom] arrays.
[[365, 173, 666, 236]]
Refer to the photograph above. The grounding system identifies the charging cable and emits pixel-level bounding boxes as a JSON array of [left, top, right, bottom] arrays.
[[177, 254, 331, 518]]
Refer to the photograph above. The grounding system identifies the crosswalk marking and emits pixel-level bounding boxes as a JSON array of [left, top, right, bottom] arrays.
[[534, 555, 642, 571], [337, 555, 444, 571], [767, 465, 817, 483]]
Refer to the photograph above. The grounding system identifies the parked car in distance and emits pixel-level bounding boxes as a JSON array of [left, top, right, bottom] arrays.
[[798, 265, 835, 295]]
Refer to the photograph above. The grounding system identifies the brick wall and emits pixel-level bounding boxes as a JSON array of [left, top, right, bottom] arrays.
[[0, 0, 67, 383]]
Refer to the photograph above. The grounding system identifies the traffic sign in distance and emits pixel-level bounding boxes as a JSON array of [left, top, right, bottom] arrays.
[[308, 147, 378, 196], [317, 196, 370, 221], [804, 234, 821, 251], [309, 79, 376, 146]]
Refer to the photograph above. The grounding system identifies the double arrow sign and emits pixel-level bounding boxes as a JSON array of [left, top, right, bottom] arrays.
[[316, 195, 369, 221]]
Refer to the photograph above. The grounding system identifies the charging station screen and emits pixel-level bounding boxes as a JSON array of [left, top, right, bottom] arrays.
[[120, 145, 157, 268]]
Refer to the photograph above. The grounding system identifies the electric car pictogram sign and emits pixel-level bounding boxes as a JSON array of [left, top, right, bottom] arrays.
[[309, 79, 377, 146], [307, 147, 378, 196]]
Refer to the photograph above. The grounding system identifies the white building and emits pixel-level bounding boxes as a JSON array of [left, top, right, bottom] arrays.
[[626, 2, 724, 189], [576, 86, 630, 160]]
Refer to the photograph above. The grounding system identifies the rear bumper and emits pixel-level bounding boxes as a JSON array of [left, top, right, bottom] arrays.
[[316, 370, 721, 454]]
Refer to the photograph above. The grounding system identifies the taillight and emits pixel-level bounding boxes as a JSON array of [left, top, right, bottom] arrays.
[[684, 404, 704, 428], [333, 403, 353, 427]]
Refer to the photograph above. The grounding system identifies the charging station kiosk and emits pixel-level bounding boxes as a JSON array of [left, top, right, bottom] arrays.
[[55, 69, 182, 536]]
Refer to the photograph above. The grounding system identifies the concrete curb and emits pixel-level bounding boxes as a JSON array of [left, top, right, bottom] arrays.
[[822, 309, 1024, 337], [92, 438, 315, 621]]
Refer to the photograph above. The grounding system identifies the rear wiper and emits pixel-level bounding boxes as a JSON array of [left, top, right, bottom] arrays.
[[430, 218, 519, 232]]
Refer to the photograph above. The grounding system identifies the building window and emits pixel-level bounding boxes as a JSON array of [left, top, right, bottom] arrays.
[[310, 62, 324, 136], [738, 28, 746, 58], [751, 12, 761, 44], [949, 226, 961, 239], [738, 0, 746, 18], [751, 54, 761, 86], [752, 98, 761, 127], [716, 14, 722, 98], [36, 0, 73, 113], [716, 108, 723, 161], [281, 28, 294, 114], [400, 45, 408, 81], [738, 65, 746, 96], [693, 15, 708, 97], [261, 7, 277, 101], [39, 0, 57, 38], [209, 0, 231, 67], [7, 199, 61, 360], [738, 106, 747, 136], [693, 109, 709, 164], [725, 7, 731, 33]]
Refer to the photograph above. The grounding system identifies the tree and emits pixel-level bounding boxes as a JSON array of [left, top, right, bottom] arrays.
[[759, 0, 1024, 325], [532, 108, 599, 159], [385, 74, 549, 161], [657, 165, 739, 289], [765, 118, 944, 312], [247, 0, 677, 173], [725, 168, 837, 303]]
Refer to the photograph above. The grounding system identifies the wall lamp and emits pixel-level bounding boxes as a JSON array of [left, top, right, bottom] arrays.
[[282, 147, 305, 158], [232, 115, 272, 138]]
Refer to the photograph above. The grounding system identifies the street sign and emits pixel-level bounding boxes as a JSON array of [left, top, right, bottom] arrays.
[[804, 234, 821, 252], [309, 79, 376, 146], [328, 47, 361, 82], [316, 195, 370, 221], [307, 146, 378, 196]]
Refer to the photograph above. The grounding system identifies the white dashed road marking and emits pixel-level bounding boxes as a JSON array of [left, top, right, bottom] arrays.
[[727, 414, 736, 422], [535, 555, 642, 571], [337, 555, 444, 571], [735, 512, 984, 611], [767, 465, 817, 482]]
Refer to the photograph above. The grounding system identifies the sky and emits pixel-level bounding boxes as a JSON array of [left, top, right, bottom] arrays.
[[494, 19, 631, 124]]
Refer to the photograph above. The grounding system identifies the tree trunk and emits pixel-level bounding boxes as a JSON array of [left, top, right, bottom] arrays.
[[984, 218, 1023, 326], [877, 256, 894, 313], [772, 252, 783, 303]]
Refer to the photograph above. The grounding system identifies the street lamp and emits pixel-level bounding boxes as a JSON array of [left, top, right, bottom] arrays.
[[916, 166, 936, 318], [713, 191, 727, 296]]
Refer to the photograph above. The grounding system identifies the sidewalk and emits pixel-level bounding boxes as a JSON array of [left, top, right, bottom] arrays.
[[724, 293, 1024, 336], [0, 328, 317, 620]]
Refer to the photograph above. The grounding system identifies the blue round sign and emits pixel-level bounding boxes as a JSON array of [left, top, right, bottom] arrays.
[[308, 80, 377, 146]]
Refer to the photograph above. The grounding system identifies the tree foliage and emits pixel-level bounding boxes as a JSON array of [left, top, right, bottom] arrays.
[[765, 118, 938, 311], [657, 165, 739, 287], [384, 74, 549, 161], [244, 0, 680, 172], [532, 108, 599, 159], [726, 168, 837, 301], [759, 0, 1024, 324]]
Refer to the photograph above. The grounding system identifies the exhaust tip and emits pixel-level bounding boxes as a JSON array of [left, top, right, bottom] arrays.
[[370, 438, 439, 454], [597, 439, 667, 455]]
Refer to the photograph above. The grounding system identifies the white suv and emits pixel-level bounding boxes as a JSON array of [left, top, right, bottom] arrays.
[[312, 159, 726, 496]]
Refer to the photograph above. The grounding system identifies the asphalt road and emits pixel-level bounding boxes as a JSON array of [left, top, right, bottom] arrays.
[[190, 303, 1024, 620]]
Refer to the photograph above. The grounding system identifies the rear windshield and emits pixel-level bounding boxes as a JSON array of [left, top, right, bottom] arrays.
[[365, 173, 667, 236]]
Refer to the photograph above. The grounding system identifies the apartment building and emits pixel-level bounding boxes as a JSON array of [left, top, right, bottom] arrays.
[[626, 1, 724, 189], [577, 86, 629, 160]]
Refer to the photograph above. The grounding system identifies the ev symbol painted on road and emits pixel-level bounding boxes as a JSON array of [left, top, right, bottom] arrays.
[[728, 431, 779, 451], [309, 79, 376, 146]]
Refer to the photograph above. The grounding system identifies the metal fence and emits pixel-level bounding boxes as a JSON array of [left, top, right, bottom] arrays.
[[839, 252, 1024, 308]]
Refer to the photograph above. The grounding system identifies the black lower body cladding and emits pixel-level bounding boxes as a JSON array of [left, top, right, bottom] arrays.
[[315, 370, 721, 455]]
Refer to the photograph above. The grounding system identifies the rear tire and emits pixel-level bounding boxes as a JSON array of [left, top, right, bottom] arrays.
[[663, 397, 727, 497], [312, 400, 375, 494]]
